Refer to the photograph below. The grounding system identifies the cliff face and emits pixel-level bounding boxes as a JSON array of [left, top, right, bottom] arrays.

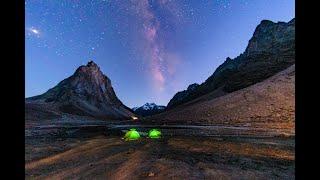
[[167, 18, 295, 109], [26, 61, 135, 120], [245, 19, 295, 55]]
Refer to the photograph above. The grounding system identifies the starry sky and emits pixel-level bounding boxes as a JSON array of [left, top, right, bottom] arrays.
[[25, 0, 295, 108]]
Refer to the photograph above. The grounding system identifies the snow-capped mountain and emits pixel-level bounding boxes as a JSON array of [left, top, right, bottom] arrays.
[[132, 103, 166, 117]]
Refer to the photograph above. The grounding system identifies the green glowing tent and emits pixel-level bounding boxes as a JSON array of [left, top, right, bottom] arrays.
[[124, 128, 140, 141], [148, 129, 161, 139]]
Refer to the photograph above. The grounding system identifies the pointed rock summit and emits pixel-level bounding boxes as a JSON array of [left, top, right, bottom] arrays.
[[27, 61, 135, 120]]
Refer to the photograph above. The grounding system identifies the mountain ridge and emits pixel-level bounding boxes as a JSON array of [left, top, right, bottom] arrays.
[[167, 18, 295, 109], [148, 64, 295, 134]]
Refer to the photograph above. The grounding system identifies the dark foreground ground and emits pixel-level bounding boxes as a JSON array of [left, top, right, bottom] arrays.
[[25, 129, 294, 179]]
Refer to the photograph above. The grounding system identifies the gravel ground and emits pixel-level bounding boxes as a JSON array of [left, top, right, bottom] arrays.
[[25, 131, 294, 179]]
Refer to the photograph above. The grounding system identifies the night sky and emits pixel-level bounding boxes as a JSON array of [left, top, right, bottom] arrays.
[[26, 0, 295, 108]]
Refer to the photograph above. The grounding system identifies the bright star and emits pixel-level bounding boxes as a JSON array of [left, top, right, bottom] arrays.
[[28, 27, 40, 35]]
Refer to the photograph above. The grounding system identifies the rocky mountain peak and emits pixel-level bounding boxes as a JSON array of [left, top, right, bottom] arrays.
[[87, 60, 98, 67], [26, 61, 134, 119], [76, 61, 101, 75], [245, 18, 295, 56]]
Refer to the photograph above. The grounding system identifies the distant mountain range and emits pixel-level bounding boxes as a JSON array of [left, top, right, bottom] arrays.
[[132, 103, 166, 117], [167, 18, 295, 109], [26, 61, 135, 120]]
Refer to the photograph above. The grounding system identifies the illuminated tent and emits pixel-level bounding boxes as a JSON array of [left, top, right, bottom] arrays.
[[148, 129, 161, 139], [123, 128, 140, 141]]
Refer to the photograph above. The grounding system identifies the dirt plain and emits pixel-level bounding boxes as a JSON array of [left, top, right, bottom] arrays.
[[26, 133, 294, 179]]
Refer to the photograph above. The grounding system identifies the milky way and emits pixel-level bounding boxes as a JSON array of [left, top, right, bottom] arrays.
[[129, 0, 181, 91], [106, 0, 193, 93], [26, 0, 295, 107]]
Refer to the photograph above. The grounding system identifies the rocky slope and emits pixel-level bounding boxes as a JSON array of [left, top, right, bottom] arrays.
[[132, 103, 166, 117], [149, 64, 295, 135], [167, 18, 295, 109], [26, 61, 135, 120]]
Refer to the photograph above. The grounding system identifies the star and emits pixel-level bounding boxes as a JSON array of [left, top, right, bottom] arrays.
[[29, 27, 40, 34]]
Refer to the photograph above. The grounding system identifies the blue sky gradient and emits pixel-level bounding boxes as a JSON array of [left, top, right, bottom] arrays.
[[26, 0, 295, 108]]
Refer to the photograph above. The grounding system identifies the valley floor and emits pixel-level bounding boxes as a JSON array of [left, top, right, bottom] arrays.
[[25, 134, 294, 179]]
